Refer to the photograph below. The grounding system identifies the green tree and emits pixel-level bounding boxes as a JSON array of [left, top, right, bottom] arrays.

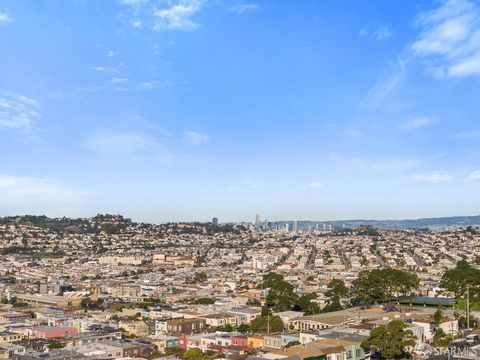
[[250, 315, 284, 333], [293, 293, 320, 315], [191, 297, 215, 305], [237, 324, 251, 333], [440, 260, 480, 299], [216, 324, 234, 332], [183, 348, 203, 360], [285, 341, 301, 348], [323, 279, 349, 312], [433, 327, 452, 347], [433, 307, 443, 327], [263, 272, 298, 311], [361, 320, 416, 359], [48, 341, 66, 349], [188, 272, 208, 284], [352, 269, 419, 303], [165, 347, 185, 357]]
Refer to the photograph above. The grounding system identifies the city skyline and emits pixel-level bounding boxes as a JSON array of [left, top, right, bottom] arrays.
[[1, 0, 480, 222]]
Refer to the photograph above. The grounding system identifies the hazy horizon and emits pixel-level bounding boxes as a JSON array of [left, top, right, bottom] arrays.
[[1, 0, 480, 222]]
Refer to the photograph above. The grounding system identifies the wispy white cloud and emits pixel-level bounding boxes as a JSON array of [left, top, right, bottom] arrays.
[[229, 177, 262, 191], [120, 0, 147, 6], [359, 26, 393, 41], [359, 28, 369, 37], [131, 19, 143, 28], [108, 77, 129, 84], [361, 57, 406, 108], [413, 172, 453, 183], [296, 181, 322, 190], [346, 129, 363, 138], [401, 117, 436, 130], [91, 65, 117, 73], [362, 0, 480, 108], [0, 93, 40, 133], [465, 170, 480, 181], [84, 131, 158, 155], [119, 0, 204, 32], [372, 27, 392, 40], [182, 130, 209, 145], [371, 159, 421, 173], [0, 12, 12, 25], [453, 129, 480, 138], [80, 79, 170, 93], [153, 0, 203, 31], [411, 0, 480, 78], [230, 3, 263, 14]]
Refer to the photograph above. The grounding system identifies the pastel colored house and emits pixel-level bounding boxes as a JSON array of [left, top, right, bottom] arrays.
[[153, 336, 178, 354], [264, 334, 282, 350], [281, 334, 300, 348], [34, 326, 78, 339], [178, 336, 187, 348], [231, 335, 248, 349], [247, 335, 264, 350]]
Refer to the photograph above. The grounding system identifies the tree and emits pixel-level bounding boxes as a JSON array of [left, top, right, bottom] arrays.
[[433, 307, 443, 327], [285, 341, 301, 348], [191, 297, 215, 305], [188, 272, 208, 284], [237, 324, 251, 333], [183, 348, 203, 360], [247, 298, 261, 306], [351, 269, 419, 303], [293, 293, 320, 315], [323, 279, 349, 312], [216, 324, 234, 332], [165, 347, 185, 357], [361, 320, 416, 359], [263, 272, 298, 311], [433, 327, 452, 347], [250, 315, 284, 333], [48, 341, 66, 349], [440, 260, 480, 299]]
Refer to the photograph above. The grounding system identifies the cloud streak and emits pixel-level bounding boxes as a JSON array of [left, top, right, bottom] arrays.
[[230, 3, 264, 14], [182, 130, 209, 145], [0, 12, 12, 25], [401, 117, 436, 130], [153, 0, 203, 31], [411, 0, 480, 78], [413, 172, 453, 183], [84, 131, 160, 156], [0, 93, 40, 134]]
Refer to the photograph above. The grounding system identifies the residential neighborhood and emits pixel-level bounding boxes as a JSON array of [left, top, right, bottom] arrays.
[[0, 215, 479, 359]]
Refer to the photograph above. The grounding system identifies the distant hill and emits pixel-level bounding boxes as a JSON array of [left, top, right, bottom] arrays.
[[275, 215, 480, 231]]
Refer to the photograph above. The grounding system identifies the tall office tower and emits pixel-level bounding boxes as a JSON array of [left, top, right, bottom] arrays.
[[255, 214, 260, 229], [212, 217, 218, 226], [293, 220, 298, 232], [264, 219, 268, 230]]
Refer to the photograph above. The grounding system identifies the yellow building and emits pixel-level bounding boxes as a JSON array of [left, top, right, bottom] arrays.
[[247, 335, 264, 350], [119, 321, 149, 337]]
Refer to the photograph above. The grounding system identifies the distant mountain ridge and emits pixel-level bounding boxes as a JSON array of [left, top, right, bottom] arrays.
[[1, 213, 479, 231], [274, 215, 480, 230]]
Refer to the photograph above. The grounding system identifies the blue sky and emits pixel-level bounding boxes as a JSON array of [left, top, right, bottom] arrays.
[[1, 0, 480, 223]]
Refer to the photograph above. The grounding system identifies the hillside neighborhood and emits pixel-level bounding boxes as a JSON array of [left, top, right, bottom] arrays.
[[0, 215, 478, 359]]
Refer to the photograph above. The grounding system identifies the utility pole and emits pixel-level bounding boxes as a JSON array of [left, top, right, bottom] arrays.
[[467, 285, 470, 330], [267, 314, 270, 334]]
